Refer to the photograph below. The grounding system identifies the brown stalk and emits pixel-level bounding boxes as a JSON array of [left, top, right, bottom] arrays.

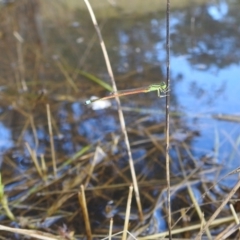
[[122, 185, 133, 240], [215, 222, 240, 240], [55, 58, 78, 92], [25, 142, 43, 178], [0, 224, 57, 240], [46, 104, 57, 177], [13, 31, 28, 91], [165, 0, 172, 238], [175, 145, 212, 239], [84, 0, 143, 220], [195, 179, 240, 239], [108, 218, 113, 240], [78, 185, 92, 240], [138, 214, 239, 239]]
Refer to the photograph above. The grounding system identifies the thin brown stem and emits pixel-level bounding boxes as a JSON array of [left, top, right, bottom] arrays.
[[84, 0, 143, 220], [165, 0, 172, 239]]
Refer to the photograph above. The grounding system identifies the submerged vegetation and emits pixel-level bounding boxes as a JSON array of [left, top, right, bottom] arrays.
[[0, 0, 240, 239]]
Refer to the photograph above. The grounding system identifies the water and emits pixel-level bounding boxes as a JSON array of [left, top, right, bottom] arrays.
[[0, 0, 240, 238]]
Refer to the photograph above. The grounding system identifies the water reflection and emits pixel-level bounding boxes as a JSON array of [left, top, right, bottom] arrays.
[[171, 2, 240, 69]]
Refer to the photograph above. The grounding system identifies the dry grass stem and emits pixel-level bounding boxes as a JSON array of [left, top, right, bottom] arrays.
[[25, 142, 43, 178], [138, 214, 239, 239], [0, 175, 15, 221], [196, 179, 240, 239], [122, 185, 133, 240], [0, 224, 58, 240], [101, 230, 136, 240], [84, 146, 106, 187], [46, 104, 57, 177], [78, 185, 92, 240], [187, 185, 212, 239], [165, 0, 172, 237], [16, 117, 31, 144], [142, 127, 165, 154], [29, 115, 39, 147], [84, 0, 143, 220], [13, 31, 28, 91], [215, 222, 240, 240], [12, 102, 30, 117], [108, 218, 113, 240], [172, 146, 240, 235], [55, 58, 78, 92], [47, 193, 75, 216], [40, 154, 47, 181], [230, 203, 240, 228]]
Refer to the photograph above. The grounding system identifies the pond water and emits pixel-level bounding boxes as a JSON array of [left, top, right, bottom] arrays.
[[0, 0, 240, 238]]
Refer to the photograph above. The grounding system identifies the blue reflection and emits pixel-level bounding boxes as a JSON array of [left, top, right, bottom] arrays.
[[0, 122, 13, 152], [208, 1, 228, 21], [153, 205, 167, 231], [72, 102, 83, 121], [171, 53, 240, 175], [79, 115, 118, 142]]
